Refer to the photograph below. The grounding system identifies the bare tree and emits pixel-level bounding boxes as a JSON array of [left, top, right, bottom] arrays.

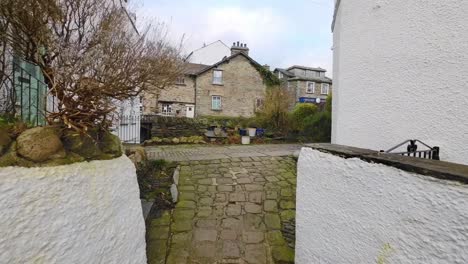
[[0, 0, 183, 132]]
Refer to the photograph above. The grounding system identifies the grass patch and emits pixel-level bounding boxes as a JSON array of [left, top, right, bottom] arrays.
[[136, 159, 177, 209]]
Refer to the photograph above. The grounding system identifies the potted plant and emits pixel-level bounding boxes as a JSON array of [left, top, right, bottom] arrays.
[[241, 135, 250, 145], [247, 119, 258, 137]]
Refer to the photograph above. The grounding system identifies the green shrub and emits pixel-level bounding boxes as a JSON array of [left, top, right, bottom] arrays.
[[302, 111, 331, 142], [299, 95, 332, 142], [255, 86, 292, 136], [291, 103, 318, 131]]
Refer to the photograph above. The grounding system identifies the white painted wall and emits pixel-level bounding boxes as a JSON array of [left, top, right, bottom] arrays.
[[186, 40, 231, 65], [0, 156, 147, 264], [296, 147, 468, 264], [332, 0, 468, 165]]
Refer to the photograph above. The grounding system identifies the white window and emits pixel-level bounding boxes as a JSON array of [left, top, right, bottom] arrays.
[[212, 96, 222, 110], [213, 70, 223, 84], [321, 83, 330, 95], [255, 98, 264, 111], [162, 103, 172, 115], [306, 82, 315, 93], [278, 72, 283, 79]]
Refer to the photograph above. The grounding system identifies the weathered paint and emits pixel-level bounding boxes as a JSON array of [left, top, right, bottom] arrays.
[[296, 147, 468, 264], [0, 155, 147, 264], [332, 0, 468, 165]]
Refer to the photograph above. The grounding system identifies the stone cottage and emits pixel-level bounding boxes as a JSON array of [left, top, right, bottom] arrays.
[[273, 66, 332, 108], [143, 42, 269, 118]]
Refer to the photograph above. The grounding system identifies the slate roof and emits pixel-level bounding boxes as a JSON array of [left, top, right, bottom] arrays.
[[274, 68, 295, 77], [194, 52, 263, 76], [286, 65, 327, 72], [183, 63, 210, 75], [288, 76, 333, 84]]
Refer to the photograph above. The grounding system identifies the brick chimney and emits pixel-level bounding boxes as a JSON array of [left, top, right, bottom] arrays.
[[231, 41, 249, 56]]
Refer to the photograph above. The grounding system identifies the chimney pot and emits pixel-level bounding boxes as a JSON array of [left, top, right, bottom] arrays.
[[231, 41, 250, 55]]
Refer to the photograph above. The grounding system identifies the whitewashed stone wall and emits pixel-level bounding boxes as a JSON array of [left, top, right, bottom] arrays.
[[0, 156, 147, 264], [332, 0, 468, 165], [296, 147, 468, 264]]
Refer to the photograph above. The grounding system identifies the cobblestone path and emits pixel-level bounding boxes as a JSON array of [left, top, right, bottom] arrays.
[[147, 156, 297, 264], [145, 144, 302, 161]]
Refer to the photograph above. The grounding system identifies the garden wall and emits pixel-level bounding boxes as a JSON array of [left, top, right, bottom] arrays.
[[149, 116, 206, 138], [0, 155, 147, 264], [296, 144, 468, 264]]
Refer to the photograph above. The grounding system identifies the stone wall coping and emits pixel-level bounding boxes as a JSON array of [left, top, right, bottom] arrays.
[[305, 143, 468, 184]]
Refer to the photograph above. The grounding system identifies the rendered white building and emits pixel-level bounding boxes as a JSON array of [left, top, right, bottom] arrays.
[[331, 0, 468, 165], [185, 40, 231, 65]]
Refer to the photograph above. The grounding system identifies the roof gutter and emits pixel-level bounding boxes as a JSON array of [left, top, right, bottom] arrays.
[[331, 0, 342, 32]]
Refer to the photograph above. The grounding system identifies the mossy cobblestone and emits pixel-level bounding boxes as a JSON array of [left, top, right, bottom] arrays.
[[146, 156, 296, 263]]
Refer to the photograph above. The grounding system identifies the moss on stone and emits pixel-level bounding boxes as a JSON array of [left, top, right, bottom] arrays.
[[62, 130, 103, 159], [0, 128, 12, 155], [272, 246, 295, 263], [39, 152, 86, 167], [151, 211, 171, 226], [0, 142, 35, 167], [267, 231, 287, 246], [99, 132, 122, 157], [148, 226, 170, 240], [279, 210, 296, 222]]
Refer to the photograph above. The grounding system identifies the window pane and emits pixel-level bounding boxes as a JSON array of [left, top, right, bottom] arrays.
[[212, 96, 221, 109], [213, 70, 223, 84]]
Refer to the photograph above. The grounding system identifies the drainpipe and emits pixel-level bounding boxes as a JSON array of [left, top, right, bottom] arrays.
[[194, 76, 197, 117]]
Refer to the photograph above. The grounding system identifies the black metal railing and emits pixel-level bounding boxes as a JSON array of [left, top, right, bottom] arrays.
[[383, 139, 440, 160]]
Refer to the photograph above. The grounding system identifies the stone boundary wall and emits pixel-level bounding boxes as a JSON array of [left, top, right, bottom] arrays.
[[0, 156, 147, 264], [296, 144, 468, 263], [147, 116, 207, 138]]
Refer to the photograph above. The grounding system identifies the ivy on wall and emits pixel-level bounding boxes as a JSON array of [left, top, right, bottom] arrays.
[[252, 63, 281, 87]]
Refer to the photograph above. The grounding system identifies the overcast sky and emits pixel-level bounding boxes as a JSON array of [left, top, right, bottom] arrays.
[[136, 0, 334, 76]]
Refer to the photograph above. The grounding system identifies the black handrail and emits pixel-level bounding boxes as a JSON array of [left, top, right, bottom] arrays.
[[383, 139, 440, 160]]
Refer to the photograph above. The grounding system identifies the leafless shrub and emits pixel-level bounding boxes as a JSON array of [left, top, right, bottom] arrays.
[[0, 0, 183, 132]]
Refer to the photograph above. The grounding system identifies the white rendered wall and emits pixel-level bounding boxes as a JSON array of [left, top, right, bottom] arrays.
[[331, 0, 468, 165], [296, 147, 468, 264], [186, 40, 231, 65], [0, 156, 147, 264]]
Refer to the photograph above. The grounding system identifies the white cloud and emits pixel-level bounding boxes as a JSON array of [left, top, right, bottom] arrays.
[[135, 0, 334, 76]]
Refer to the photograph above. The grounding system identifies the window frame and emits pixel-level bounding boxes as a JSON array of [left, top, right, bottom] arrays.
[[255, 98, 264, 112], [306, 82, 315, 94], [211, 95, 222, 110], [212, 70, 223, 85], [161, 103, 173, 116], [175, 76, 185, 85], [321, 83, 330, 95]]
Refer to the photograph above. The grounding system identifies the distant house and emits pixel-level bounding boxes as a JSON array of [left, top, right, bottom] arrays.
[[273, 66, 332, 107], [185, 40, 231, 65], [142, 63, 207, 118], [143, 42, 268, 118]]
